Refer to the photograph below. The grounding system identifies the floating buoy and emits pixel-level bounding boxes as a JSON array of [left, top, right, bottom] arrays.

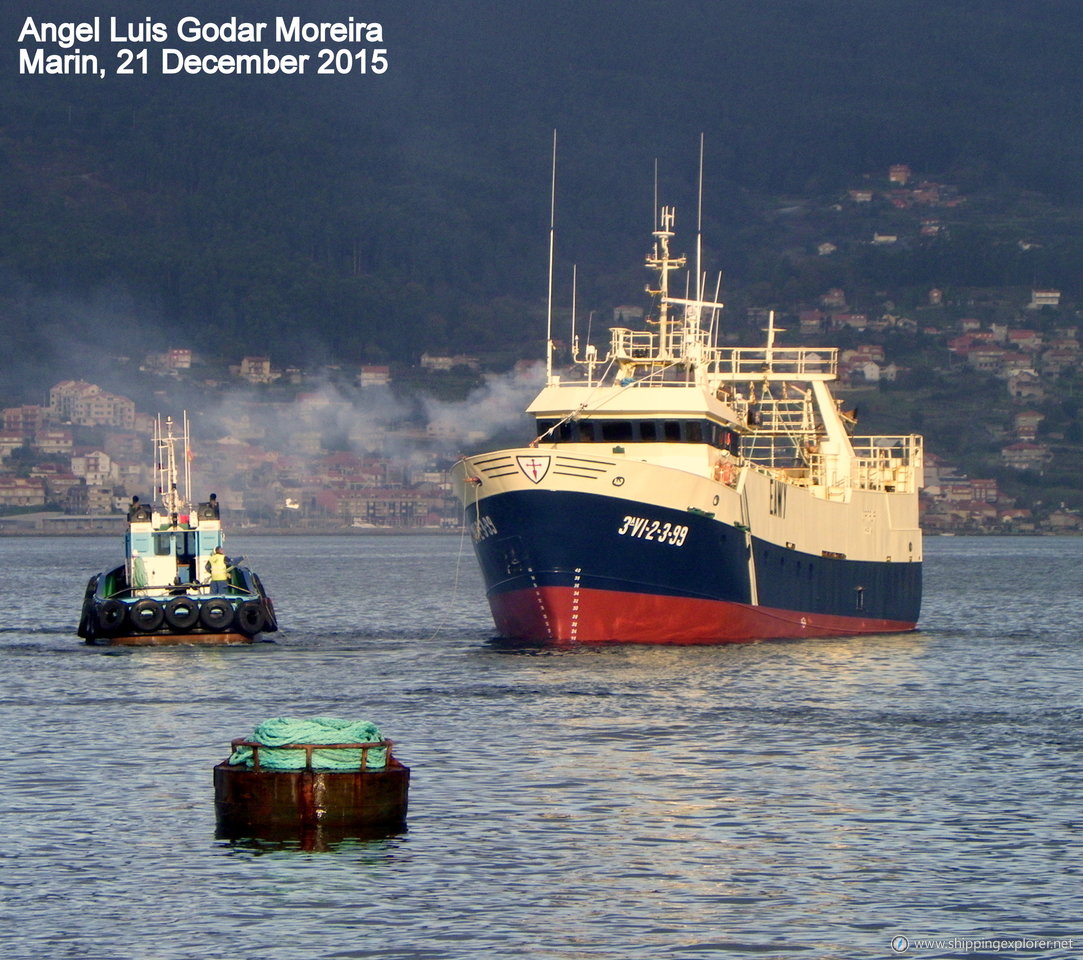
[[213, 717, 410, 842]]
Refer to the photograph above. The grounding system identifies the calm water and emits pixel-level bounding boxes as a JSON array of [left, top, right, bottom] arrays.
[[1, 533, 1081, 960]]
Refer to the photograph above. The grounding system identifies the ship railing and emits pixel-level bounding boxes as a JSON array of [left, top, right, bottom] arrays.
[[607, 330, 838, 378], [602, 327, 721, 374], [850, 435, 923, 493], [707, 347, 838, 380], [741, 435, 814, 474], [111, 582, 261, 600], [230, 738, 395, 773], [610, 327, 659, 357], [746, 433, 923, 494], [738, 396, 817, 434]]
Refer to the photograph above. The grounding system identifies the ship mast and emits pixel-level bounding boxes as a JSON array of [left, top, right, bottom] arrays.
[[545, 130, 557, 383], [644, 206, 687, 360], [154, 414, 190, 517]]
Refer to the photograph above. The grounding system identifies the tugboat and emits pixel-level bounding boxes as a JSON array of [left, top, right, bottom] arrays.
[[451, 193, 923, 645], [77, 414, 278, 646]]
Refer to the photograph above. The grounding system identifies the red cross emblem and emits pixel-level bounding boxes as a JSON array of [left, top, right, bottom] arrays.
[[516, 454, 551, 484]]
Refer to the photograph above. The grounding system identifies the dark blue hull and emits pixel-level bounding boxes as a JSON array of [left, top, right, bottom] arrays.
[[469, 489, 921, 643]]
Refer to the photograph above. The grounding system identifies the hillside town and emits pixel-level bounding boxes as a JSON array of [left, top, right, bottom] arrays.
[[0, 366, 471, 534], [787, 285, 1083, 534], [2, 163, 1082, 535], [0, 313, 1080, 535]]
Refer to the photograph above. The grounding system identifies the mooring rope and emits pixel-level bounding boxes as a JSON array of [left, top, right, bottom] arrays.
[[227, 717, 387, 771], [420, 474, 478, 642]]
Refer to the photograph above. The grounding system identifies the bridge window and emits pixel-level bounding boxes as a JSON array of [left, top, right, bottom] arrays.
[[535, 417, 735, 449], [602, 421, 633, 443]]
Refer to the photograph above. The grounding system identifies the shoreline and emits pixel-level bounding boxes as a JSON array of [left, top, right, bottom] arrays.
[[0, 518, 464, 537], [0, 519, 1076, 538]]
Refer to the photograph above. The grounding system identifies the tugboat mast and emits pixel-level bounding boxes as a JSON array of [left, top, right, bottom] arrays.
[[155, 414, 190, 519]]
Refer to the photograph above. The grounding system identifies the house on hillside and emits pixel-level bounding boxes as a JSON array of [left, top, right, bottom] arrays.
[[0, 477, 46, 507], [1006, 371, 1045, 402], [235, 356, 278, 384], [48, 381, 135, 429], [0, 431, 22, 460], [33, 429, 74, 456], [1028, 289, 1061, 309], [1013, 410, 1044, 440], [2, 405, 46, 440], [1000, 441, 1052, 471], [359, 365, 391, 387], [420, 353, 479, 372], [967, 346, 1011, 374], [1007, 329, 1042, 352], [1047, 508, 1083, 531], [71, 450, 118, 486]]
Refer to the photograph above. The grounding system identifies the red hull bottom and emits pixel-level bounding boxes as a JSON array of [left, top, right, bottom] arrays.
[[489, 585, 916, 645]]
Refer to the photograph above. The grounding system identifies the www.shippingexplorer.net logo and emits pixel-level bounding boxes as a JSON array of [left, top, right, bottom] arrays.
[[891, 935, 1075, 954]]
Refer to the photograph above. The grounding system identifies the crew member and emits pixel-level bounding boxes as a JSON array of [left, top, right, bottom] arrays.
[[206, 546, 231, 595]]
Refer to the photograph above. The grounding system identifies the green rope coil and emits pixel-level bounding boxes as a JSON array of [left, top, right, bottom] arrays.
[[228, 716, 388, 771]]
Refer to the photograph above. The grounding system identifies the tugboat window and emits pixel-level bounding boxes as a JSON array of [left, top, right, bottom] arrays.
[[153, 533, 174, 556], [664, 421, 682, 442], [639, 421, 658, 441]]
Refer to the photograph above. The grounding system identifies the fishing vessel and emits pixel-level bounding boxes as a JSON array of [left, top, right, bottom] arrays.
[[452, 201, 922, 645], [77, 414, 278, 646]]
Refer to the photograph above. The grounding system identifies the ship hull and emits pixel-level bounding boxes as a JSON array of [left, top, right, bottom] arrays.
[[452, 203, 923, 646], [465, 485, 920, 645], [489, 584, 916, 645]]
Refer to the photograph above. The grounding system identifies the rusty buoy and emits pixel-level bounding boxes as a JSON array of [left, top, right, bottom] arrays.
[[214, 720, 410, 842]]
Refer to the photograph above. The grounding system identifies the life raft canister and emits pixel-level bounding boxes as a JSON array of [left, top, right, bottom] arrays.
[[713, 457, 736, 485]]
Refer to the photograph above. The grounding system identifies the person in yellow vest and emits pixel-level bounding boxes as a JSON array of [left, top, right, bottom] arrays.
[[206, 546, 231, 595]]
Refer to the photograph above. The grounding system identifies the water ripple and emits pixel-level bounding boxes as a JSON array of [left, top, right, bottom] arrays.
[[0, 535, 1081, 959]]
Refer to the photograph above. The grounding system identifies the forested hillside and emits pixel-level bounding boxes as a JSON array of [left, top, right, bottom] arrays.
[[3, 0, 1083, 399]]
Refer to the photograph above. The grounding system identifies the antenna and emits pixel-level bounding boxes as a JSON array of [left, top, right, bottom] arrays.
[[182, 410, 191, 503], [653, 158, 659, 231], [696, 132, 704, 304], [546, 130, 557, 382], [709, 272, 723, 344], [766, 309, 778, 362], [570, 263, 577, 359]]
